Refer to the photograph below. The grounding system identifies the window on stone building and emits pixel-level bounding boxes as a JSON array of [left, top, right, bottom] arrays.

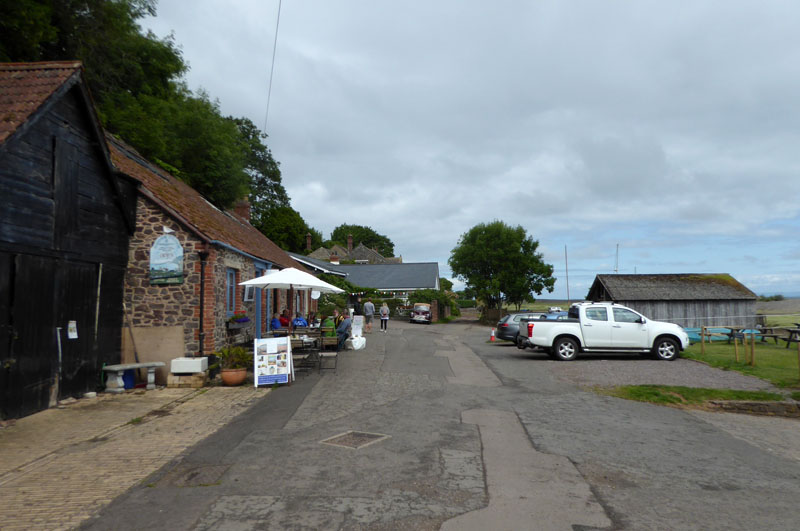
[[226, 268, 236, 317]]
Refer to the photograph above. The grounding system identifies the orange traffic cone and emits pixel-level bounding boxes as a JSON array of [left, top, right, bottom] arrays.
[[490, 328, 496, 342]]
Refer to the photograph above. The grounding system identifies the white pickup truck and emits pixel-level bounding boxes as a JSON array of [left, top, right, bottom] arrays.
[[518, 302, 690, 361]]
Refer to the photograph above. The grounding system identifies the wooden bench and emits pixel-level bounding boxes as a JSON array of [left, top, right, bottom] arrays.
[[103, 362, 165, 393]]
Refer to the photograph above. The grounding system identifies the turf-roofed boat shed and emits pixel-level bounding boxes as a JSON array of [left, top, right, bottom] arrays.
[[586, 274, 757, 328]]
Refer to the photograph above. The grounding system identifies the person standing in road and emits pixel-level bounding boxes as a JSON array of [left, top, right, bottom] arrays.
[[363, 298, 375, 333], [353, 296, 363, 317], [379, 302, 390, 333]]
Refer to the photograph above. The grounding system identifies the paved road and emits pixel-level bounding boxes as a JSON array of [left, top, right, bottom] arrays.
[[78, 320, 799, 530]]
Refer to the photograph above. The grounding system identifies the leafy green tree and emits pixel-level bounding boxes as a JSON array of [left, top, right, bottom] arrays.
[[330, 224, 394, 257], [0, 0, 56, 61], [232, 117, 289, 219], [0, 0, 271, 210], [439, 278, 453, 291], [448, 221, 555, 310], [254, 206, 324, 253]]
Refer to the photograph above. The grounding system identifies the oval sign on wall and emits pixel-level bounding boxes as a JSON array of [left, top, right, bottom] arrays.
[[150, 234, 184, 285]]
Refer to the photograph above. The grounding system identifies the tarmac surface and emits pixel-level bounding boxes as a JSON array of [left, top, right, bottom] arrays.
[[2, 315, 799, 530]]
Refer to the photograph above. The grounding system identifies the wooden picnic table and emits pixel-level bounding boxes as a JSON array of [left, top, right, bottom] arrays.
[[757, 326, 781, 344], [782, 328, 800, 349]]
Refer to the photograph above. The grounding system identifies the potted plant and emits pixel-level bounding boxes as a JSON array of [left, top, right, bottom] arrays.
[[227, 310, 251, 330], [212, 346, 252, 386]]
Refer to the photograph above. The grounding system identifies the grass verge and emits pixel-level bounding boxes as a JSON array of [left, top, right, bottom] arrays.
[[597, 385, 784, 406], [682, 341, 800, 388]]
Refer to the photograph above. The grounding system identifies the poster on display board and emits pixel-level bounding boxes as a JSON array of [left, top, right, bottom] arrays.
[[254, 336, 292, 386], [351, 315, 364, 337]]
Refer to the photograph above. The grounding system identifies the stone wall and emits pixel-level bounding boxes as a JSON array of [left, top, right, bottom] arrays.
[[124, 196, 315, 361], [125, 197, 204, 358]]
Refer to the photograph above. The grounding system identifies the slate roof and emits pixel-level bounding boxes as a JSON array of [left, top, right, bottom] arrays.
[[108, 134, 299, 269], [306, 242, 400, 264], [0, 61, 84, 144], [289, 253, 346, 276], [587, 274, 757, 301], [295, 255, 439, 290], [339, 263, 439, 290]]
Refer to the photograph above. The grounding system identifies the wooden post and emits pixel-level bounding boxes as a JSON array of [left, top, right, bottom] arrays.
[[750, 332, 756, 366], [797, 338, 800, 382], [701, 327, 706, 355], [733, 334, 739, 363]]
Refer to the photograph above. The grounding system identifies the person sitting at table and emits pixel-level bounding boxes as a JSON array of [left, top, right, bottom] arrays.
[[292, 312, 308, 328], [270, 312, 282, 330], [320, 314, 336, 335], [333, 308, 344, 328], [279, 309, 290, 328], [307, 311, 317, 326], [336, 313, 352, 350]]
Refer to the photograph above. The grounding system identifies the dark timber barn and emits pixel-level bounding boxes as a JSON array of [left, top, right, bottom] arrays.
[[0, 62, 137, 419], [586, 274, 758, 328]]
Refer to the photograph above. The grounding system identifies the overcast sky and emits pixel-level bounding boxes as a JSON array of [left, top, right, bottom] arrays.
[[143, 0, 800, 299]]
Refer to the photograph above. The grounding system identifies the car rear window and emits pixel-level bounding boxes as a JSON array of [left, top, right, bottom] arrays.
[[585, 307, 609, 321]]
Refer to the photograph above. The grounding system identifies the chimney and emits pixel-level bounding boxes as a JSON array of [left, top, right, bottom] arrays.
[[330, 254, 340, 264], [234, 198, 251, 223], [306, 232, 312, 251], [347, 233, 353, 253]]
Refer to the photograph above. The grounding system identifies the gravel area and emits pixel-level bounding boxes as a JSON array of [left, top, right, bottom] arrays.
[[547, 357, 779, 391]]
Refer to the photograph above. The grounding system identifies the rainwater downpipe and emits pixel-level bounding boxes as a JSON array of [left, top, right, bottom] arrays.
[[198, 250, 210, 357]]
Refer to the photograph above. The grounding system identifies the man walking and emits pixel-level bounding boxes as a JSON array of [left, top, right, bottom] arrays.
[[363, 298, 375, 333]]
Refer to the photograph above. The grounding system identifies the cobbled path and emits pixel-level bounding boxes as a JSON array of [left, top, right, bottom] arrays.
[[0, 387, 267, 530]]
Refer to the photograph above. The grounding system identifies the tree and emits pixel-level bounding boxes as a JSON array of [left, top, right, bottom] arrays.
[[232, 117, 289, 220], [439, 278, 453, 291], [254, 206, 322, 254], [448, 221, 555, 310], [330, 224, 394, 257], [0, 0, 267, 209]]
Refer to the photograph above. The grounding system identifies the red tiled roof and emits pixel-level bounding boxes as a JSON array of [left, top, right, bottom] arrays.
[[0, 61, 82, 144], [107, 134, 299, 269]]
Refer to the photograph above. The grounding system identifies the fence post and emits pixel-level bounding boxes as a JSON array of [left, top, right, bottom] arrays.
[[701, 327, 706, 355], [749, 332, 756, 366], [733, 334, 739, 363]]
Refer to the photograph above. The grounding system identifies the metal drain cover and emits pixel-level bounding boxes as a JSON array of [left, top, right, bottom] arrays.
[[321, 431, 390, 449]]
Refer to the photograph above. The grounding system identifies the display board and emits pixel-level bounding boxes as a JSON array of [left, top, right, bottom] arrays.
[[254, 336, 292, 386], [352, 315, 364, 338]]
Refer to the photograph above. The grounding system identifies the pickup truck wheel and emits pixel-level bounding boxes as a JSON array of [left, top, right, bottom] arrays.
[[653, 338, 679, 360], [515, 335, 526, 349], [553, 338, 578, 361]]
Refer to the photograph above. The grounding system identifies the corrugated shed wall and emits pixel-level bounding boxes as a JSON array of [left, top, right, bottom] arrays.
[[620, 300, 757, 328]]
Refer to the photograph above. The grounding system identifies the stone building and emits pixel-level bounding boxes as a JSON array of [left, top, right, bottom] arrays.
[[307, 233, 402, 264], [109, 135, 307, 383]]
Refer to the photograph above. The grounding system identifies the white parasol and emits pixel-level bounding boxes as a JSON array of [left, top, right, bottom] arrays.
[[239, 267, 344, 293]]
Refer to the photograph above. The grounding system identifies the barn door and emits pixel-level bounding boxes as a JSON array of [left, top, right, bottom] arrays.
[[0, 252, 14, 418], [55, 260, 100, 398], [0, 253, 58, 419]]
